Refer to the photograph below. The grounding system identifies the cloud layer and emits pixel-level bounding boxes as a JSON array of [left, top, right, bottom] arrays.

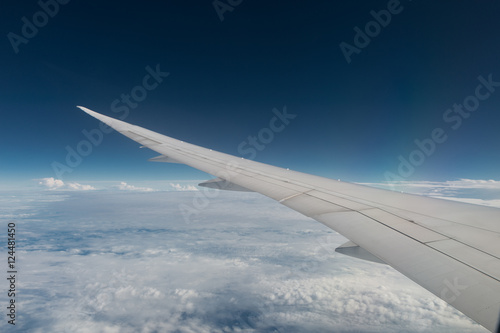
[[34, 178, 202, 192], [0, 186, 490, 332], [37, 177, 96, 191], [363, 179, 500, 208]]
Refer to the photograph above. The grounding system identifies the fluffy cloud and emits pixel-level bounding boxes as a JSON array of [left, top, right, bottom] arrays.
[[169, 183, 198, 191], [115, 182, 155, 192], [36, 177, 96, 191]]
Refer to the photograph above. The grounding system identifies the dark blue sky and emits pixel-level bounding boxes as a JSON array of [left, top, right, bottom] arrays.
[[2, 1, 500, 185]]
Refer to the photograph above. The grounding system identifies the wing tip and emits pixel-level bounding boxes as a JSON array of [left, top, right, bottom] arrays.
[[77, 106, 108, 122], [76, 105, 94, 114]]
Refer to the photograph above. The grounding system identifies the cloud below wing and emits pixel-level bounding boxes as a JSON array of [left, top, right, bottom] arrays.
[[3, 187, 489, 332]]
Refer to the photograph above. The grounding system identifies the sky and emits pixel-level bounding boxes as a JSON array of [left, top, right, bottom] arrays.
[[1, 1, 500, 185], [1, 1, 500, 332]]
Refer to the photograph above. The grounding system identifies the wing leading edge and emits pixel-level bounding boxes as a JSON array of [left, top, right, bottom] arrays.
[[78, 106, 500, 332]]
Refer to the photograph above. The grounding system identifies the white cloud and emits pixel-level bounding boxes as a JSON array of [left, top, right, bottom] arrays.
[[169, 183, 198, 191], [114, 182, 155, 192], [443, 178, 500, 189], [427, 196, 500, 208], [38, 177, 64, 189], [36, 177, 96, 191], [361, 179, 500, 208], [365, 179, 500, 190]]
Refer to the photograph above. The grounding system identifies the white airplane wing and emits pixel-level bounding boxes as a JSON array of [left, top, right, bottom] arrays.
[[78, 106, 500, 332]]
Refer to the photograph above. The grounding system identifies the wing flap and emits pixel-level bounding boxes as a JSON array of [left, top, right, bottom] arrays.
[[122, 130, 163, 146], [306, 189, 373, 211], [359, 208, 449, 243], [315, 210, 500, 331], [198, 177, 254, 192], [280, 193, 350, 217], [148, 155, 183, 163], [335, 240, 386, 264], [428, 239, 500, 280], [390, 211, 500, 259]]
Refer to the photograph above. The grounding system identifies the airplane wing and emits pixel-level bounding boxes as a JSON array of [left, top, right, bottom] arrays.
[[78, 106, 500, 332]]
